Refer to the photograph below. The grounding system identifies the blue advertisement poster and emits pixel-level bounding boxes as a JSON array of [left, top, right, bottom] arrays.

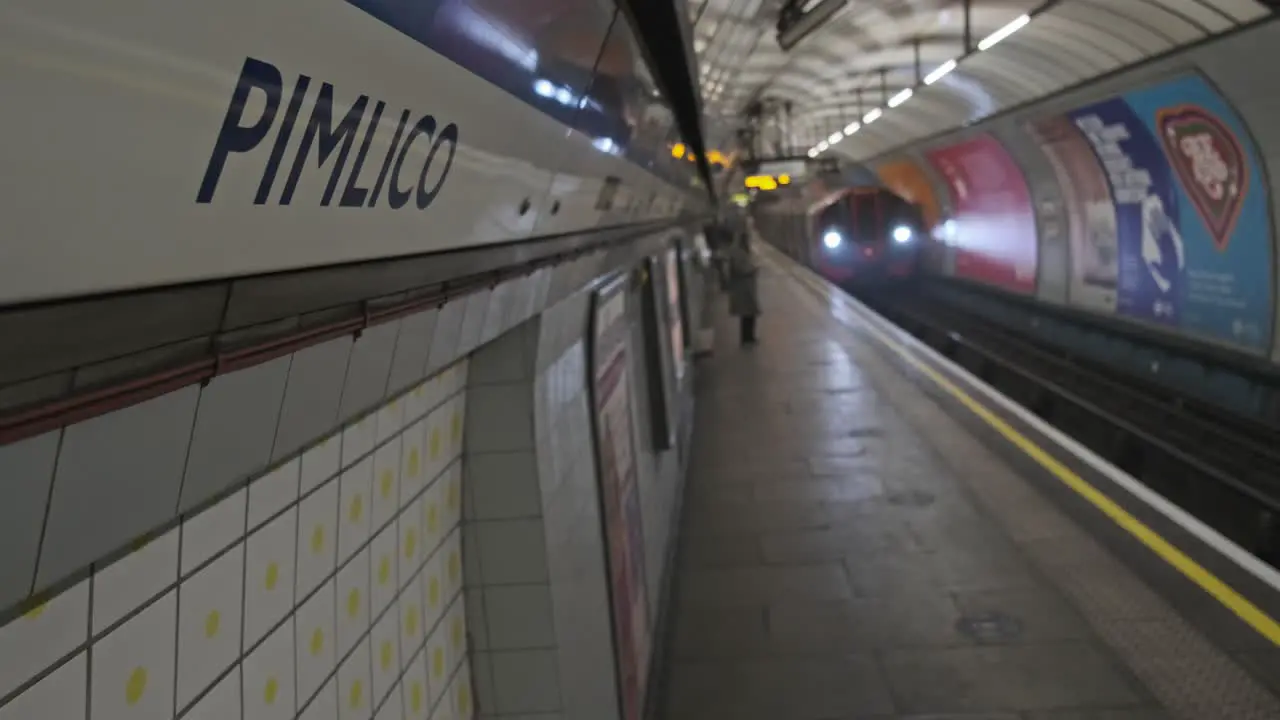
[[1055, 75, 1273, 351]]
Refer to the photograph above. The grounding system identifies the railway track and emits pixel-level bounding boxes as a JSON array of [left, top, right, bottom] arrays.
[[855, 283, 1280, 565]]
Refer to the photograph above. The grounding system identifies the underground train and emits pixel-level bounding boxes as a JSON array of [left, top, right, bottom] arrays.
[[755, 186, 924, 287]]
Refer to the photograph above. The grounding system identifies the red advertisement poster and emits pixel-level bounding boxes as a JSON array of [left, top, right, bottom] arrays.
[[590, 281, 650, 720], [925, 134, 1038, 293]]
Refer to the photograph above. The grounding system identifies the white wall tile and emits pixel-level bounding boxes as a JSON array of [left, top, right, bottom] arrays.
[[337, 637, 373, 720], [248, 457, 300, 530], [296, 475, 339, 599], [342, 415, 377, 471], [368, 525, 399, 620], [0, 430, 59, 608], [243, 508, 298, 648], [241, 619, 295, 720], [184, 668, 241, 720], [274, 337, 354, 462], [371, 438, 402, 530], [335, 549, 370, 658], [339, 322, 400, 423], [40, 386, 199, 590], [425, 618, 450, 707], [464, 385, 532, 454], [92, 526, 179, 635], [401, 651, 430, 720], [369, 610, 400, 707], [456, 290, 492, 357], [373, 681, 403, 720], [338, 457, 373, 564], [422, 548, 446, 635], [426, 300, 466, 375], [0, 576, 88, 700], [295, 579, 337, 708], [301, 434, 341, 495], [388, 309, 438, 396], [181, 357, 291, 513], [300, 677, 338, 720], [476, 521, 547, 586], [442, 529, 465, 604], [176, 543, 244, 709], [398, 573, 425, 660], [181, 488, 246, 575], [451, 657, 474, 719], [90, 590, 176, 720], [376, 396, 405, 446], [0, 652, 86, 720], [469, 452, 540, 521], [483, 585, 554, 650], [397, 510, 422, 591], [490, 650, 560, 715]]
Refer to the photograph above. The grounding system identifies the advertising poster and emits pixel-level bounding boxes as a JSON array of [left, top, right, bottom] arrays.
[[876, 157, 943, 229], [589, 276, 650, 720], [925, 135, 1039, 294], [665, 248, 686, 382], [1025, 115, 1119, 312], [1030, 75, 1273, 350]]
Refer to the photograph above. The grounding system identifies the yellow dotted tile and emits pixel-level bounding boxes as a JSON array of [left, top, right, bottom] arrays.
[[404, 529, 417, 558], [458, 684, 471, 715], [380, 470, 394, 499], [431, 647, 445, 679], [407, 447, 421, 478], [349, 493, 364, 523], [428, 577, 441, 608], [451, 412, 461, 444], [426, 503, 439, 534], [311, 525, 326, 554], [447, 552, 460, 584], [414, 385, 424, 398], [125, 667, 147, 706], [451, 615, 464, 649], [405, 606, 419, 637], [429, 428, 441, 460], [265, 562, 280, 591], [205, 610, 221, 639], [378, 555, 392, 586], [23, 601, 46, 620], [411, 681, 424, 713], [380, 640, 394, 671], [310, 628, 325, 656], [347, 588, 361, 618], [446, 482, 459, 512], [349, 679, 363, 709], [264, 677, 279, 705]]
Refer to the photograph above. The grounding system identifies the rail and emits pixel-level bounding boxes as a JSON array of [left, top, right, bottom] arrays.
[[860, 287, 1280, 564]]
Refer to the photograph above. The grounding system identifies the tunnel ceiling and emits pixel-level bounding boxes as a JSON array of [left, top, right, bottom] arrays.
[[691, 0, 1274, 161]]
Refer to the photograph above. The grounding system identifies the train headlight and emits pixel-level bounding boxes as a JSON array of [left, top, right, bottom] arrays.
[[892, 225, 913, 244], [822, 230, 843, 249]]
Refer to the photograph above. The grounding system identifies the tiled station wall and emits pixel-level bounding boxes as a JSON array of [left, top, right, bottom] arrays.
[[0, 227, 702, 720], [867, 20, 1280, 359]]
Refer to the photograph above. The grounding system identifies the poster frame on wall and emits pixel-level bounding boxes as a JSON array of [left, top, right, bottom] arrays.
[[1023, 69, 1276, 353], [585, 271, 652, 720], [639, 256, 678, 451], [668, 237, 693, 365]]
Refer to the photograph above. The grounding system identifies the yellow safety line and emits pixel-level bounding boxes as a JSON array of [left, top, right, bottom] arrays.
[[774, 254, 1280, 646]]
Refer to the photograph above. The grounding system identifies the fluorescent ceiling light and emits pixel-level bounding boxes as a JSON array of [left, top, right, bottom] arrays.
[[924, 59, 956, 85], [844, 121, 860, 134], [817, 141, 829, 152], [827, 131, 843, 143], [888, 89, 912, 108], [978, 14, 1030, 51], [863, 108, 882, 124], [807, 148, 819, 158]]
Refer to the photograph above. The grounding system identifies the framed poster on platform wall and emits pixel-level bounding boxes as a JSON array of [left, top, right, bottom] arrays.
[[587, 272, 651, 720], [639, 257, 678, 451], [665, 242, 689, 382]]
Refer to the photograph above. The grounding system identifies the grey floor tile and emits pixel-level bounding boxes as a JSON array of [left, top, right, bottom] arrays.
[[1023, 707, 1173, 720], [768, 595, 966, 652], [881, 643, 1141, 714], [952, 587, 1093, 645], [678, 564, 851, 606], [663, 655, 895, 720]]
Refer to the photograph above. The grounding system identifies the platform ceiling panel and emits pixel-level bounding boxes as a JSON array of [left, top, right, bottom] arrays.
[[691, 0, 1272, 160]]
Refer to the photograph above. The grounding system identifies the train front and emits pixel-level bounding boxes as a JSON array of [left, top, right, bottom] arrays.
[[810, 188, 922, 287]]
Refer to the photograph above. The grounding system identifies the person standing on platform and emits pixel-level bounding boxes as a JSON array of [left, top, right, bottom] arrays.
[[726, 230, 760, 345]]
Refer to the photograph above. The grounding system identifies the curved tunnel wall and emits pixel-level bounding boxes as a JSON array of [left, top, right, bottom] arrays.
[[869, 20, 1280, 361]]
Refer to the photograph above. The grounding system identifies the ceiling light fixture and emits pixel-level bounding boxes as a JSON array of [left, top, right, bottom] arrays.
[[862, 108, 882, 124], [978, 14, 1029, 51], [923, 59, 956, 85], [888, 89, 912, 108], [844, 121, 860, 134]]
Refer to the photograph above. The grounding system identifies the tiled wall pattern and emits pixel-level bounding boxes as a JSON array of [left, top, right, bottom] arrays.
[[0, 361, 475, 720]]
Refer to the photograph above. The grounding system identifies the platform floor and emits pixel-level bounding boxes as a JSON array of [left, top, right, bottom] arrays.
[[657, 248, 1280, 720]]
